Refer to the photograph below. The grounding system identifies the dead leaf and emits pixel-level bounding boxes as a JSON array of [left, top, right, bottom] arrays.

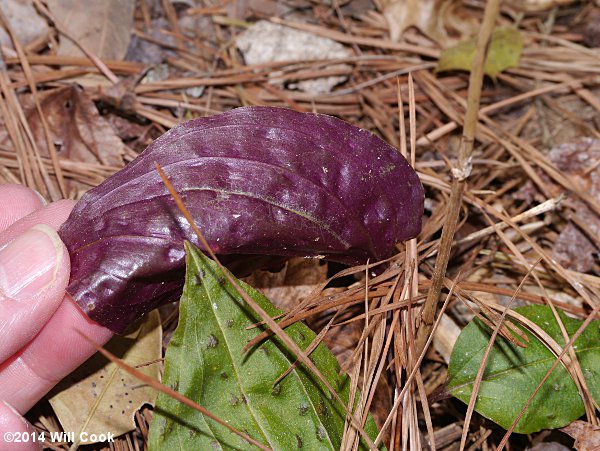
[[48, 311, 162, 444], [26, 86, 124, 167], [433, 313, 461, 364], [547, 139, 600, 273], [561, 420, 600, 451], [244, 257, 329, 313], [382, 0, 478, 44], [514, 138, 600, 273], [235, 20, 352, 94], [505, 0, 576, 12], [436, 27, 523, 80], [582, 7, 600, 48], [125, 17, 177, 65], [226, 0, 296, 19], [47, 0, 135, 60], [99, 75, 140, 114], [0, 0, 49, 49]]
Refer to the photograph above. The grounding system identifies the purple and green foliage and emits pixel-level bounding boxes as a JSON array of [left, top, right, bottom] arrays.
[[58, 106, 424, 332]]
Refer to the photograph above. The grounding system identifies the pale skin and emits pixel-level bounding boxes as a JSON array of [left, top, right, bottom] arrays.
[[0, 184, 113, 451]]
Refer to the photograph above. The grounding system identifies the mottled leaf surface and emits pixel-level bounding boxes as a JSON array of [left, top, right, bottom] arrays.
[[448, 305, 600, 433], [148, 243, 383, 450], [58, 106, 424, 332]]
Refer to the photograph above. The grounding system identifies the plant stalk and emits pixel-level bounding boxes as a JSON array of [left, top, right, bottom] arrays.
[[416, 0, 501, 353]]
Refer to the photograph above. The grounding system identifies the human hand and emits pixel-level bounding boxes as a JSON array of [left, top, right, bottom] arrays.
[[0, 184, 113, 451]]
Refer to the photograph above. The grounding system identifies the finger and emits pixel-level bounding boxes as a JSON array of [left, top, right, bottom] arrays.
[[0, 185, 45, 234], [0, 298, 113, 412], [0, 401, 41, 451], [0, 225, 70, 362], [0, 200, 74, 361], [0, 200, 75, 247]]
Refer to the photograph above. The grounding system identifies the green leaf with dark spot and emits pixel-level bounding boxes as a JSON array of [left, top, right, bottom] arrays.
[[447, 305, 600, 433], [436, 27, 523, 80], [148, 243, 384, 450]]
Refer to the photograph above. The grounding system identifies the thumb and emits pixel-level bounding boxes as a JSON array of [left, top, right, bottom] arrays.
[[0, 225, 70, 362], [0, 401, 41, 451]]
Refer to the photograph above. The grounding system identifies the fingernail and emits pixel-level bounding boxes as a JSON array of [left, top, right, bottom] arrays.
[[0, 224, 63, 302], [32, 189, 48, 206], [1, 400, 24, 419]]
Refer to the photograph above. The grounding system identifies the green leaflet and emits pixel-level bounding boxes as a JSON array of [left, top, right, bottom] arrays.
[[436, 27, 523, 80], [148, 243, 383, 450], [448, 305, 600, 433]]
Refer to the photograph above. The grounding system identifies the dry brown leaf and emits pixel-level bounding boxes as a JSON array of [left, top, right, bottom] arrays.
[[244, 257, 328, 313], [381, 0, 477, 44], [47, 0, 135, 60], [0, 86, 125, 195], [515, 138, 600, 273], [547, 139, 600, 273], [561, 420, 600, 450], [0, 0, 49, 49], [505, 0, 576, 12], [582, 7, 600, 48], [48, 311, 162, 444], [26, 86, 124, 167]]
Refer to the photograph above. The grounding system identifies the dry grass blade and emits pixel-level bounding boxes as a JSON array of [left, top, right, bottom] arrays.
[[0, 7, 67, 198], [273, 312, 340, 387], [374, 278, 460, 447], [456, 195, 563, 245]]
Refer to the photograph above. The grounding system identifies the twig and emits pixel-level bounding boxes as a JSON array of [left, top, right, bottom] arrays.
[[455, 195, 563, 245], [416, 0, 501, 353]]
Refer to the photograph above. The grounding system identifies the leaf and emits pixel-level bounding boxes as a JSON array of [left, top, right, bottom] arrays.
[[505, 0, 576, 12], [47, 0, 135, 60], [48, 311, 162, 443], [381, 0, 478, 43], [242, 258, 329, 313], [28, 86, 124, 167], [236, 21, 352, 94], [0, 0, 49, 49], [447, 305, 600, 433], [148, 243, 383, 450], [436, 27, 524, 80], [561, 421, 600, 451], [58, 106, 424, 333]]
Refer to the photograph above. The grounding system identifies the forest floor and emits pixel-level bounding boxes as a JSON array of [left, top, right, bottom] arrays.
[[2, 0, 600, 450]]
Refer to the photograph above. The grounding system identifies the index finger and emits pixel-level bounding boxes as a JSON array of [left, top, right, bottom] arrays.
[[0, 185, 45, 234]]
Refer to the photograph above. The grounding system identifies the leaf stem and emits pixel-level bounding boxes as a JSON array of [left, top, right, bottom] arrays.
[[416, 0, 501, 353]]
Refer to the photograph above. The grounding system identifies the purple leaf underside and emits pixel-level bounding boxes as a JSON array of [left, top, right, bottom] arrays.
[[58, 106, 424, 333]]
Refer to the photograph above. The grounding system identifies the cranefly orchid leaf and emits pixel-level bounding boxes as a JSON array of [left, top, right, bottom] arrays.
[[447, 305, 600, 433], [58, 106, 424, 333], [148, 242, 384, 450]]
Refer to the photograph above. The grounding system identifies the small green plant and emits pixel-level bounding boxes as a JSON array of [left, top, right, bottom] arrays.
[[148, 243, 384, 450], [447, 305, 600, 433]]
